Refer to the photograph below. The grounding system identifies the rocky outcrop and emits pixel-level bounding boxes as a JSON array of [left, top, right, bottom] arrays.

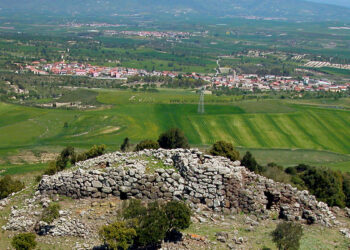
[[38, 149, 335, 226]]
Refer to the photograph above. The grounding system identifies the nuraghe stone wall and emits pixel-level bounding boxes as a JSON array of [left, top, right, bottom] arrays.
[[38, 149, 335, 226]]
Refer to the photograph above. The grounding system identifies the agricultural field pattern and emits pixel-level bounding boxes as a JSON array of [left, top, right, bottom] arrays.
[[1, 89, 350, 174]]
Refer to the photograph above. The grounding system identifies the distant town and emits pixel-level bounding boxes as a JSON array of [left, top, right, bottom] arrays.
[[103, 30, 192, 39], [25, 60, 350, 93]]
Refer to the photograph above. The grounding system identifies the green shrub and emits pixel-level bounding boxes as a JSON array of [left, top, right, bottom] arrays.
[[136, 202, 169, 247], [164, 201, 191, 231], [60, 146, 75, 162], [85, 144, 106, 159], [76, 145, 106, 162], [300, 167, 345, 207], [41, 202, 60, 224], [0, 175, 25, 199], [11, 233, 37, 250], [290, 175, 305, 189], [121, 200, 191, 247], [272, 221, 303, 250], [209, 141, 240, 161], [241, 151, 264, 172], [135, 140, 160, 151], [121, 137, 131, 152], [99, 221, 137, 250], [263, 163, 291, 184], [55, 155, 68, 171], [122, 199, 147, 220], [76, 153, 87, 162], [56, 146, 76, 171], [343, 174, 350, 207], [279, 164, 348, 208], [158, 128, 189, 149], [35, 175, 43, 183], [285, 166, 297, 175], [43, 161, 59, 176], [295, 164, 312, 173]]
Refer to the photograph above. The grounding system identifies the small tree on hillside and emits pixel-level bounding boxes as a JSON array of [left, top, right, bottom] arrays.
[[271, 221, 303, 250], [158, 128, 189, 149], [121, 137, 131, 152], [241, 151, 260, 173], [56, 146, 76, 170], [164, 201, 191, 231], [136, 202, 169, 247], [209, 141, 240, 161]]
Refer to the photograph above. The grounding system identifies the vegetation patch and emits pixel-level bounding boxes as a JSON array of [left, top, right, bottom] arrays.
[[0, 175, 25, 199], [101, 200, 192, 249], [144, 157, 174, 174], [41, 202, 60, 224], [11, 233, 37, 250]]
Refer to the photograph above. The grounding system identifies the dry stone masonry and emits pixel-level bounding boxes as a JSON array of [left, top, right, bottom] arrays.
[[38, 149, 335, 226], [2, 191, 90, 237]]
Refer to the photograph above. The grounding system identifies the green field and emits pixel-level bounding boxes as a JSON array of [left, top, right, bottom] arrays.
[[0, 89, 349, 170]]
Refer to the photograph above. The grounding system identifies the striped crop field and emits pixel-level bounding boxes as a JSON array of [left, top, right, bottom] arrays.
[[0, 89, 349, 163]]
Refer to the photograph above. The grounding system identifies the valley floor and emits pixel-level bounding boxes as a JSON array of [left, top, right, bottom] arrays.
[[0, 89, 349, 173]]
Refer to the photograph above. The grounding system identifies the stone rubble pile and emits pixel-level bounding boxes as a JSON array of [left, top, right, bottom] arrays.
[[0, 197, 10, 210], [2, 192, 90, 237], [340, 228, 350, 238], [38, 149, 335, 226], [0, 190, 25, 211], [3, 206, 37, 231], [2, 195, 41, 232], [44, 217, 89, 237]]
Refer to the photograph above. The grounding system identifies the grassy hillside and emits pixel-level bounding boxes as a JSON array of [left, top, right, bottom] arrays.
[[0, 89, 349, 165]]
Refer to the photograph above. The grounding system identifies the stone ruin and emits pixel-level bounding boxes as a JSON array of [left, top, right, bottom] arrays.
[[38, 149, 335, 226]]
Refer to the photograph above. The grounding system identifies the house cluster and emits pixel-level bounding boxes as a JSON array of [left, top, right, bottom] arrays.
[[60, 22, 125, 28], [104, 30, 191, 39], [25, 61, 176, 79], [211, 74, 350, 93], [25, 61, 350, 93]]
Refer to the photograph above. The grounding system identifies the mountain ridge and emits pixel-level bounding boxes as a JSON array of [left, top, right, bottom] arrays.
[[307, 0, 350, 8], [1, 0, 350, 21]]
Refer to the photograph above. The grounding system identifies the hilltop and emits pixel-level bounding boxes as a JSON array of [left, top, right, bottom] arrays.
[[1, 149, 350, 249], [1, 0, 350, 21]]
